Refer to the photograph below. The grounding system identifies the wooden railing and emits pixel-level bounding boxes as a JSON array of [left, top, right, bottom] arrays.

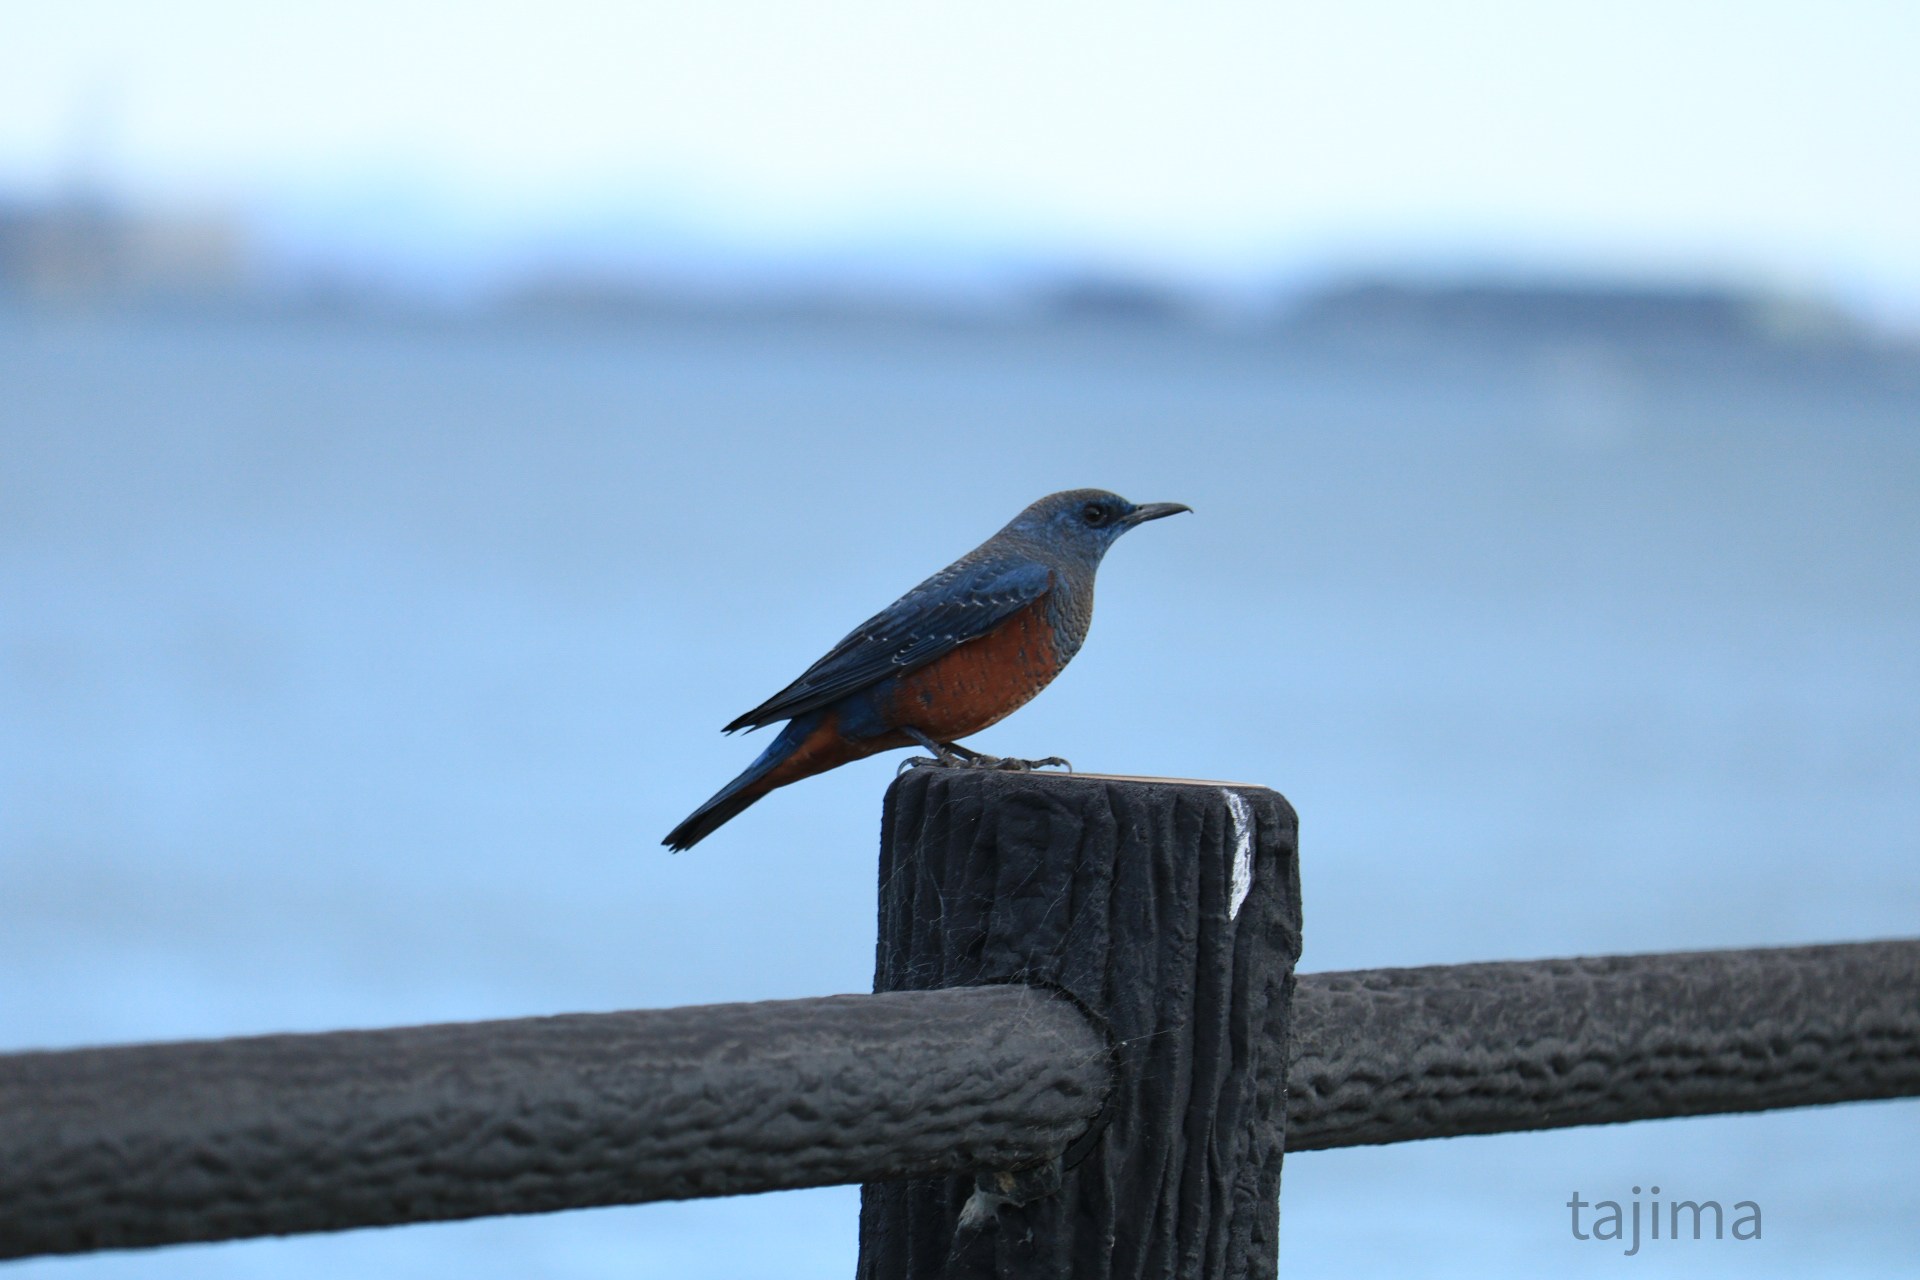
[[4, 769, 1916, 1278]]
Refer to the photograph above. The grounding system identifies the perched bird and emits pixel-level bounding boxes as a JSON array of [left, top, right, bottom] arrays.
[[663, 489, 1190, 850]]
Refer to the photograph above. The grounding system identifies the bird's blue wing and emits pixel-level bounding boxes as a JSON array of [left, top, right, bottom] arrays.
[[723, 556, 1053, 732]]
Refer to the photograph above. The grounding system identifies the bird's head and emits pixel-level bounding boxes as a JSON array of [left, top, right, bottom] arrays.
[[1008, 489, 1192, 563]]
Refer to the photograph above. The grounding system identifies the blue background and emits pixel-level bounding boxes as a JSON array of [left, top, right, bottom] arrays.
[[2, 308, 1915, 1275]]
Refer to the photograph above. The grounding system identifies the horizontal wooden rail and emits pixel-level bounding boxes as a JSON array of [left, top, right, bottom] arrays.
[[2, 939, 1915, 1262], [0, 985, 1109, 1260], [1285, 938, 1920, 1149]]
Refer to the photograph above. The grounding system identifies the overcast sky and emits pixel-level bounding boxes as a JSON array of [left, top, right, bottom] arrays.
[[2, 1, 1916, 309]]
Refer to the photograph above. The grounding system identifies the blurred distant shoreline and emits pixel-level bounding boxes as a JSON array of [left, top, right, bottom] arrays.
[[1, 189, 1913, 363]]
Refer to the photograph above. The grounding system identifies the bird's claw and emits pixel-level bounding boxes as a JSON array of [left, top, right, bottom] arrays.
[[1005, 755, 1073, 772], [899, 728, 1070, 774], [899, 752, 1072, 774]]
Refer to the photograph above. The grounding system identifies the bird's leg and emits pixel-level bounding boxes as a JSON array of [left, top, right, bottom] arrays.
[[899, 727, 968, 770], [928, 738, 1013, 769], [898, 728, 1072, 774], [943, 737, 1072, 773]]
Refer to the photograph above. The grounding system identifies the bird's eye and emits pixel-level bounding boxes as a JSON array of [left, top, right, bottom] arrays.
[[1082, 503, 1109, 526]]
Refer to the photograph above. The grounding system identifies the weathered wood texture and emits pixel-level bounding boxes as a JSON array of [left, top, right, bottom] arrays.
[[0, 987, 1108, 1261], [1287, 940, 1920, 1149], [8, 759, 1911, 1270], [858, 768, 1304, 1280]]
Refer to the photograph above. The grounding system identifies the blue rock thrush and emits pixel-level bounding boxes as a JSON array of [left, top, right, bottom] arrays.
[[663, 489, 1191, 849]]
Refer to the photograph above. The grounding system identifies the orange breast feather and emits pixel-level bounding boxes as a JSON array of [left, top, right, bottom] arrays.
[[886, 597, 1061, 741], [733, 598, 1063, 803]]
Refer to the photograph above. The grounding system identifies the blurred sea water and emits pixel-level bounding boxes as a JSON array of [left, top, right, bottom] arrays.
[[1, 307, 1916, 1277]]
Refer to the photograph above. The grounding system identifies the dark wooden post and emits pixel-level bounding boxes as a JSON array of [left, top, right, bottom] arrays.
[[859, 768, 1303, 1280]]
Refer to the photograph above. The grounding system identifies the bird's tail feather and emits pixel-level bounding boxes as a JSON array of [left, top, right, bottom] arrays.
[[662, 713, 822, 850]]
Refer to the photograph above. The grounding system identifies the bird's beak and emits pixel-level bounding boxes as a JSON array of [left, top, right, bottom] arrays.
[[1122, 502, 1193, 527]]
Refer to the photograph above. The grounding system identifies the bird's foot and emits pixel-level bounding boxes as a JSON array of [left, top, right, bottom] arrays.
[[898, 753, 1073, 774], [955, 747, 1073, 772], [995, 755, 1072, 772], [898, 728, 974, 771], [899, 731, 1071, 774]]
